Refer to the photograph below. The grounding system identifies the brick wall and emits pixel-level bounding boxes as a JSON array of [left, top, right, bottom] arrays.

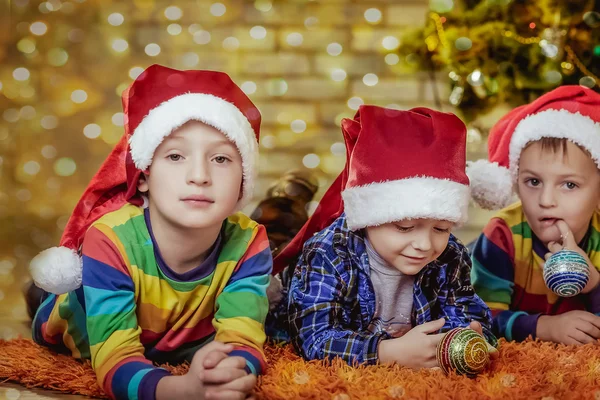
[[1, 0, 498, 269]]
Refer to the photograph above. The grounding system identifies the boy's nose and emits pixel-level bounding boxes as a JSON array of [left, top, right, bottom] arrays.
[[539, 187, 557, 208], [187, 160, 212, 185], [412, 234, 432, 252]]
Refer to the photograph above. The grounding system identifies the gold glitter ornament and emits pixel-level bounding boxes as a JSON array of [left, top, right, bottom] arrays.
[[436, 327, 490, 376]]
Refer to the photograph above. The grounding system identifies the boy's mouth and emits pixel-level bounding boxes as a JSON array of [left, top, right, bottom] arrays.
[[401, 254, 427, 261], [539, 217, 560, 227], [181, 194, 215, 205]]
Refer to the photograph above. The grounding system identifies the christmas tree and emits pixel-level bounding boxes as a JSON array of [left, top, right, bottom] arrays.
[[399, 0, 600, 123]]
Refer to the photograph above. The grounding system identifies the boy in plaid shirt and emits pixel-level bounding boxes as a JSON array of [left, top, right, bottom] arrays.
[[273, 106, 497, 368]]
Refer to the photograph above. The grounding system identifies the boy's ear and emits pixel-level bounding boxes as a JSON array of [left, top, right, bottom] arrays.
[[138, 172, 149, 193]]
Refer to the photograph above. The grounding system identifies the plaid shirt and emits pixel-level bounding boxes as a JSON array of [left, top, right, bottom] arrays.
[[288, 213, 496, 365]]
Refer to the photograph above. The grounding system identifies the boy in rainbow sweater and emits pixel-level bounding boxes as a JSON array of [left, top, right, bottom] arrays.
[[468, 86, 600, 345], [29, 65, 271, 400]]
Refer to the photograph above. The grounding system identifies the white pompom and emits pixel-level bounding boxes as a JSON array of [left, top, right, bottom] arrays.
[[466, 159, 514, 210], [29, 246, 82, 295], [266, 274, 284, 310]]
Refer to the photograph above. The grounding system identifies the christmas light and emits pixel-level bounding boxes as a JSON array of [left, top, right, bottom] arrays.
[[363, 73, 378, 86], [250, 26, 267, 40], [241, 81, 257, 94], [347, 97, 364, 110], [286, 33, 303, 47], [327, 43, 343, 56], [382, 36, 399, 50], [364, 8, 382, 24], [302, 154, 320, 169], [210, 3, 227, 17], [331, 69, 347, 81], [385, 54, 399, 65], [290, 120, 307, 133]]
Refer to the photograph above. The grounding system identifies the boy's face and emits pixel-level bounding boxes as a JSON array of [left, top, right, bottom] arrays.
[[517, 140, 600, 245], [365, 218, 454, 275], [138, 120, 243, 230]]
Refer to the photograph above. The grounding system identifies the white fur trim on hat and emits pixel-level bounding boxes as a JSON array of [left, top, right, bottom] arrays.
[[466, 159, 514, 210], [128, 93, 259, 209], [29, 246, 82, 295], [341, 177, 470, 231], [508, 109, 600, 177]]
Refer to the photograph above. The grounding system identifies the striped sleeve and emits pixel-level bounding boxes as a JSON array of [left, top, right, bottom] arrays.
[[438, 240, 497, 347], [471, 218, 539, 341], [213, 224, 272, 375], [82, 225, 170, 400], [587, 284, 600, 315], [586, 213, 600, 315]]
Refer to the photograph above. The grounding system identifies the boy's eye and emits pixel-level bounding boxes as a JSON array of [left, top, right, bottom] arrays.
[[214, 156, 230, 164], [434, 227, 451, 233], [395, 225, 413, 232], [526, 178, 540, 187], [168, 154, 182, 161], [564, 182, 578, 190]]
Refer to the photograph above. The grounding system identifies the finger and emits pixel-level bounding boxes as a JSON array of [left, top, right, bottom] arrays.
[[547, 241, 562, 254], [578, 313, 600, 331], [469, 321, 483, 336], [202, 367, 248, 384], [567, 329, 595, 345], [575, 320, 600, 339], [416, 318, 446, 334], [206, 375, 257, 399], [555, 220, 575, 248], [487, 343, 499, 360], [428, 333, 446, 346], [544, 252, 552, 261], [196, 341, 234, 358], [423, 357, 441, 369], [219, 374, 257, 392], [205, 355, 246, 370], [203, 351, 231, 369], [205, 390, 246, 400]]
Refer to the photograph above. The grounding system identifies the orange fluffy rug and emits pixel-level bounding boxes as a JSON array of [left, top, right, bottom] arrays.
[[1, 338, 600, 399]]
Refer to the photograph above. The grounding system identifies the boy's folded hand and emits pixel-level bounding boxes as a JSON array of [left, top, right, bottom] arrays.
[[204, 355, 256, 400], [162, 341, 234, 400], [537, 310, 600, 345]]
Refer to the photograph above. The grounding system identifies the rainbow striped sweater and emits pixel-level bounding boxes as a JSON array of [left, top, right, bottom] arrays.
[[32, 204, 272, 400], [471, 202, 600, 342]]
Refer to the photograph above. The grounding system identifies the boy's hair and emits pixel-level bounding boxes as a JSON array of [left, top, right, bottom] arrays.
[[525, 137, 591, 158]]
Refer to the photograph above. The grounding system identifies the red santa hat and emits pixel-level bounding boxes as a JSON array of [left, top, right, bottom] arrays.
[[467, 85, 600, 210], [30, 64, 261, 294], [273, 105, 470, 273]]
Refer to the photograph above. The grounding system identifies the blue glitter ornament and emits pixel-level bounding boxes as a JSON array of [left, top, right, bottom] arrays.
[[543, 250, 589, 297]]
